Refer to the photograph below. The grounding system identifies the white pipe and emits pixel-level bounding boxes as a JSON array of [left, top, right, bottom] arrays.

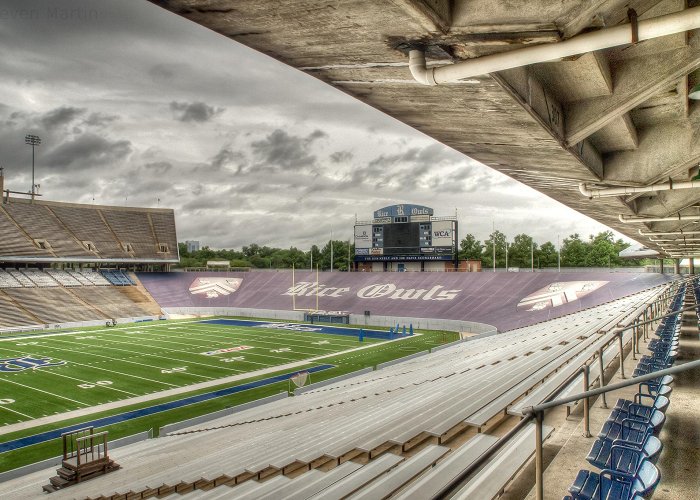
[[409, 6, 700, 85], [580, 179, 700, 199], [639, 229, 700, 236], [650, 237, 700, 242], [619, 214, 700, 223]]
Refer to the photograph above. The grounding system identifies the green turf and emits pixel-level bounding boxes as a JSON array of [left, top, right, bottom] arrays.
[[0, 319, 458, 472]]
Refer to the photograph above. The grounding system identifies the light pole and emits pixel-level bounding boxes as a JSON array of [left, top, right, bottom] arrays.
[[557, 234, 561, 272], [25, 134, 41, 202]]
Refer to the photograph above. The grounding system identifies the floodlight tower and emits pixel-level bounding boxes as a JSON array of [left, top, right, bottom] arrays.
[[25, 134, 41, 201]]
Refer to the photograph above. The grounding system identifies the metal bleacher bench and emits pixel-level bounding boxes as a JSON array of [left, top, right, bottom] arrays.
[[398, 423, 552, 500]]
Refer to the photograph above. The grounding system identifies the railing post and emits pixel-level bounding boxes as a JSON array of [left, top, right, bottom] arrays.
[[617, 332, 626, 379], [632, 319, 637, 360], [598, 347, 607, 408], [535, 410, 544, 500], [583, 364, 591, 437]]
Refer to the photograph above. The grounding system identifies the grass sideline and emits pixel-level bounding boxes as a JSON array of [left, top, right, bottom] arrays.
[[0, 318, 459, 472]]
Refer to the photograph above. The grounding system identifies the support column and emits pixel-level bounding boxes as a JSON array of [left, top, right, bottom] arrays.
[[690, 258, 695, 275], [674, 258, 681, 275], [659, 258, 664, 274]]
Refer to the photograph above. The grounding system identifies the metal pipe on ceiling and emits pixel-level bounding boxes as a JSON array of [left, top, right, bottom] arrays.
[[619, 214, 700, 223], [639, 229, 700, 236], [409, 6, 700, 85], [650, 237, 700, 242], [579, 179, 700, 199]]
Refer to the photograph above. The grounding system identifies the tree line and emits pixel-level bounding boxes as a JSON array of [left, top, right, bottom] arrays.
[[459, 230, 642, 268], [178, 241, 353, 271], [178, 230, 643, 270]]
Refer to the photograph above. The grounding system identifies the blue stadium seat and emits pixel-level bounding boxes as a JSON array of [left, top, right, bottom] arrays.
[[586, 434, 662, 472], [567, 458, 660, 499]]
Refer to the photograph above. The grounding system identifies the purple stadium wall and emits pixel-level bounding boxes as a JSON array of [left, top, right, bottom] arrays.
[[137, 271, 671, 331]]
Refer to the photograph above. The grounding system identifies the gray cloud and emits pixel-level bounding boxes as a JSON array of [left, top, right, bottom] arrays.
[[250, 129, 326, 172], [330, 151, 353, 163], [41, 106, 86, 129], [169, 101, 223, 123], [46, 133, 132, 171]]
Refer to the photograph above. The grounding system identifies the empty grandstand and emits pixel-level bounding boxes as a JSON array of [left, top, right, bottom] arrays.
[[0, 197, 178, 264], [0, 194, 175, 331]]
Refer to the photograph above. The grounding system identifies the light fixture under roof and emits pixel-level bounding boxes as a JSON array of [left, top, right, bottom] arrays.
[[690, 83, 700, 100]]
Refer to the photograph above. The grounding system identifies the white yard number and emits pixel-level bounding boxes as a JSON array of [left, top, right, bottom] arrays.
[[76, 336, 97, 340], [78, 380, 113, 389], [0, 399, 15, 404], [221, 356, 245, 363], [16, 342, 39, 346], [161, 366, 188, 374], [271, 348, 291, 353]]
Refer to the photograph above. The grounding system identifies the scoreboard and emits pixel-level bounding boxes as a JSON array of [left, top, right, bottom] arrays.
[[354, 204, 457, 261]]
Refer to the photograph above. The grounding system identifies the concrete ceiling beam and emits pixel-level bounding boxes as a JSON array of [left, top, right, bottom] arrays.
[[565, 37, 700, 146], [603, 122, 700, 183], [390, 0, 452, 33]]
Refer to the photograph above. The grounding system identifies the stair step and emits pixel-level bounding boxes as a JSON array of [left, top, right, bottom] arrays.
[[50, 475, 70, 487]]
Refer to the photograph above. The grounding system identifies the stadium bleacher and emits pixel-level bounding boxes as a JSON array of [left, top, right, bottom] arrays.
[[10, 284, 670, 499], [0, 268, 161, 329], [0, 199, 177, 263]]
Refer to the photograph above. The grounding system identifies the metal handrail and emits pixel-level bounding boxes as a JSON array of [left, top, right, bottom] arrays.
[[433, 283, 689, 499], [527, 312, 698, 500], [433, 289, 680, 498]]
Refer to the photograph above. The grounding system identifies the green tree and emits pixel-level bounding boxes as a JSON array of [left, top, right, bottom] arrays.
[[561, 234, 588, 267], [482, 230, 507, 268], [459, 234, 483, 260], [508, 234, 537, 268], [537, 241, 558, 268]]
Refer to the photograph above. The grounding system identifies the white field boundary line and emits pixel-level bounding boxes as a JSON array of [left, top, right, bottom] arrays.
[[0, 333, 418, 436]]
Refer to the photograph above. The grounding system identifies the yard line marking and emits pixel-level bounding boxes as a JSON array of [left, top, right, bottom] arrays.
[[0, 345, 183, 388], [0, 405, 34, 420], [166, 327, 352, 354], [107, 327, 348, 354], [42, 371, 138, 397], [0, 378, 90, 406], [45, 337, 247, 373], [193, 325, 361, 346], [187, 329, 349, 352]]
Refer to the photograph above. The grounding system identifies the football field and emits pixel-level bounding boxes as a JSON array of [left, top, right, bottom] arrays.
[[0, 320, 382, 426]]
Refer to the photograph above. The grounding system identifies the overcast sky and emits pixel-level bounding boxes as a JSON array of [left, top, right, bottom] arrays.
[[0, 0, 633, 250]]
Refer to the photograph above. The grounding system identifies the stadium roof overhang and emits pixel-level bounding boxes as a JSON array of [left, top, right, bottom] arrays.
[[151, 0, 700, 258]]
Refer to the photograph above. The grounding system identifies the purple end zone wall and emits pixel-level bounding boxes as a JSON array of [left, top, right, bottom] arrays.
[[137, 271, 671, 331]]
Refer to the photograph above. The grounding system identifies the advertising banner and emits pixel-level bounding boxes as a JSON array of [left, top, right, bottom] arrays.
[[431, 220, 454, 248], [354, 225, 372, 249]]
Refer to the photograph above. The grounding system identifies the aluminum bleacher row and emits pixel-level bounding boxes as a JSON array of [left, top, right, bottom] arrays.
[[562, 282, 688, 500], [0, 269, 161, 329], [31, 284, 674, 500], [0, 199, 177, 262]]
